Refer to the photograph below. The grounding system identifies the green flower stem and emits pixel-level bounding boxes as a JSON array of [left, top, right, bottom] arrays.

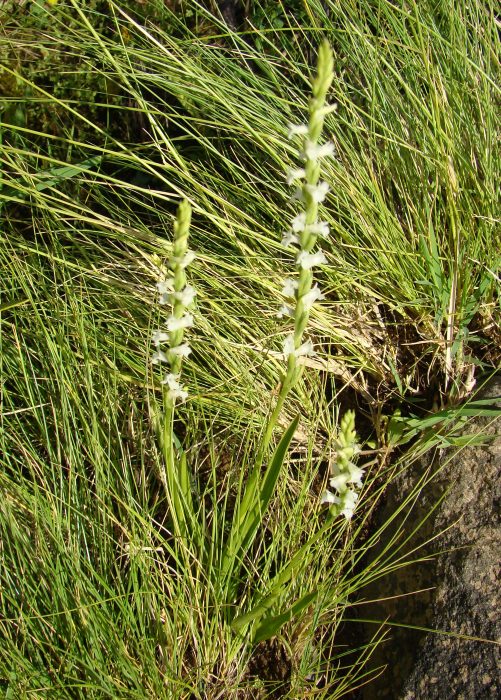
[[162, 401, 181, 525], [168, 199, 192, 381], [258, 356, 298, 462]]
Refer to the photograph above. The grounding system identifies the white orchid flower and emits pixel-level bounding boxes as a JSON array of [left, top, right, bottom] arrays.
[[296, 250, 327, 269]]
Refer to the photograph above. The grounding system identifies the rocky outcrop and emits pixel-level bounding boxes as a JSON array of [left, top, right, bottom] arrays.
[[215, 1, 241, 29], [360, 377, 500, 699]]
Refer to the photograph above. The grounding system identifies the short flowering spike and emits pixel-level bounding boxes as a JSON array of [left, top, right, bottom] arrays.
[[277, 42, 335, 384], [322, 410, 363, 520], [338, 411, 357, 450], [312, 39, 335, 111]]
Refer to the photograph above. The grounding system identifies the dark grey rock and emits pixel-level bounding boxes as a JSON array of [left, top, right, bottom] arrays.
[[216, 0, 241, 29], [359, 377, 501, 699]]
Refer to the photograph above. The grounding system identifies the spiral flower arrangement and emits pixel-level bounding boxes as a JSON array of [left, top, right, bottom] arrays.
[[151, 199, 196, 406]]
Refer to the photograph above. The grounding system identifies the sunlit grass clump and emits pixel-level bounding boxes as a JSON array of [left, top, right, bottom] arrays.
[[0, 0, 499, 697]]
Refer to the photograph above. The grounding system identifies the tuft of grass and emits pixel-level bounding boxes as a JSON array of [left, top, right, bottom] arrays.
[[1, 1, 499, 697]]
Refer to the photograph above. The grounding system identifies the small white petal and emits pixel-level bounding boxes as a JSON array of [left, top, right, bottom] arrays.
[[169, 285, 197, 306], [304, 140, 335, 161], [296, 250, 328, 269], [171, 250, 196, 269], [276, 304, 294, 319], [321, 486, 359, 519], [291, 186, 304, 202], [151, 349, 169, 364], [282, 278, 299, 297], [286, 167, 306, 185], [287, 123, 308, 139], [160, 373, 188, 402], [156, 279, 173, 295], [291, 212, 307, 233], [343, 489, 359, 508], [329, 473, 350, 491], [283, 334, 316, 358], [161, 373, 180, 388], [168, 343, 192, 358], [347, 465, 365, 488], [166, 313, 194, 331], [282, 334, 316, 358], [282, 334, 296, 357], [152, 330, 170, 347], [305, 181, 330, 203], [183, 250, 196, 267], [281, 231, 300, 248], [181, 285, 197, 305], [320, 103, 338, 115], [321, 490, 339, 505], [295, 339, 315, 357], [341, 506, 355, 520], [340, 490, 358, 519], [305, 221, 330, 238], [301, 284, 325, 310]]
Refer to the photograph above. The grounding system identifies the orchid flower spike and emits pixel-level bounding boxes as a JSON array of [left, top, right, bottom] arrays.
[[321, 411, 364, 520], [276, 41, 334, 379], [151, 199, 196, 405]]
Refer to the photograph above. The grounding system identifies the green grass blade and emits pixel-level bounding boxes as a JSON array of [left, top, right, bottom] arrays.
[[253, 590, 318, 644]]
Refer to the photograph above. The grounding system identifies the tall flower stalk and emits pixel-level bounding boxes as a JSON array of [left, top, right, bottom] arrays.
[[151, 198, 196, 540], [260, 40, 335, 455]]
